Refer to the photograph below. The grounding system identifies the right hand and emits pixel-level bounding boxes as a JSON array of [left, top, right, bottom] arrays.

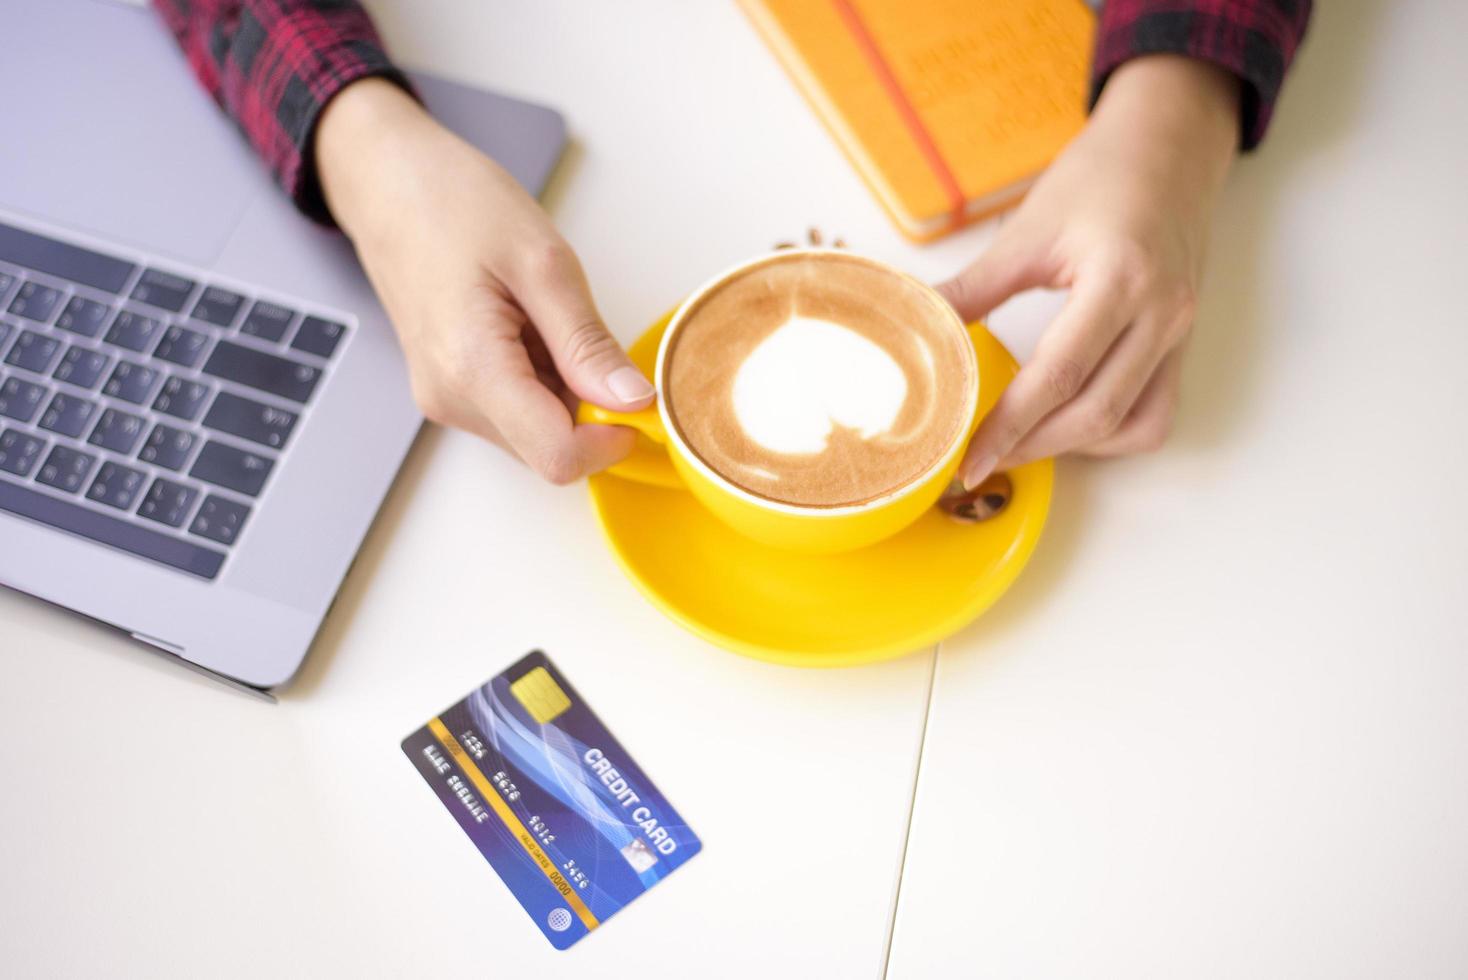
[[937, 56, 1238, 491], [314, 78, 653, 484]]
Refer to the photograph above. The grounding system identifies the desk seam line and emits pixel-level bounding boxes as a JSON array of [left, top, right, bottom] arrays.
[[880, 643, 940, 980]]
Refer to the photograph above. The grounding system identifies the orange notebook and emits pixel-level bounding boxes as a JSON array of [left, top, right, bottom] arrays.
[[740, 0, 1095, 242]]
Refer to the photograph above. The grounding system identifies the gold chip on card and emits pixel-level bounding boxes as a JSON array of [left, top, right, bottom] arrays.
[[510, 666, 572, 724]]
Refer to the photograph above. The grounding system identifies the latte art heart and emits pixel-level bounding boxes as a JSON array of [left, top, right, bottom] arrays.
[[730, 315, 909, 455], [663, 252, 974, 508]]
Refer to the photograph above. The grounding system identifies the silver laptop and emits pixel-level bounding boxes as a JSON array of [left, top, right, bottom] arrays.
[[0, 0, 567, 691]]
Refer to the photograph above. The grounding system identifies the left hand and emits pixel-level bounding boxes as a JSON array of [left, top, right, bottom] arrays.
[[938, 55, 1241, 503], [315, 78, 653, 485]]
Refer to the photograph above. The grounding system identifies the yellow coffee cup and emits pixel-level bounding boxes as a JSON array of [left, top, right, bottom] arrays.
[[579, 251, 988, 554]]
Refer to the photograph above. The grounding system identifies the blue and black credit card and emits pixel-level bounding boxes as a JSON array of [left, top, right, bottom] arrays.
[[402, 651, 701, 949]]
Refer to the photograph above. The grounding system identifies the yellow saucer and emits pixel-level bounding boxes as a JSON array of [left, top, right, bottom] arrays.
[[586, 312, 1054, 667]]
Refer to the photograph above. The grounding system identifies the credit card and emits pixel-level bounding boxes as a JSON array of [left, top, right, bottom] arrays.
[[401, 651, 701, 949]]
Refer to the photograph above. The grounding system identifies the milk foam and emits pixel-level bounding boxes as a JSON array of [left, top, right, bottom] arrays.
[[663, 251, 974, 508], [730, 315, 908, 455]]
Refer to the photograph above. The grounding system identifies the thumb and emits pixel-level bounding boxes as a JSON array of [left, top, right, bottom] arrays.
[[512, 242, 654, 410], [936, 236, 1051, 323]]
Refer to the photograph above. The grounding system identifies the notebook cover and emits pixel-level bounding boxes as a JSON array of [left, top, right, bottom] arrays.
[[740, 0, 1094, 242]]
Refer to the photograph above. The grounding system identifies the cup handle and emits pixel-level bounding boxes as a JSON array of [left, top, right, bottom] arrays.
[[577, 400, 685, 489]]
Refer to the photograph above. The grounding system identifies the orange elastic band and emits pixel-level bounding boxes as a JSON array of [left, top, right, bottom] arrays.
[[831, 0, 967, 230]]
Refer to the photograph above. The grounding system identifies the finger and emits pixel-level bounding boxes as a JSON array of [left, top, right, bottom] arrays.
[[459, 407, 619, 475], [999, 313, 1174, 466], [935, 235, 1055, 323], [958, 275, 1132, 488], [522, 325, 580, 416], [567, 422, 640, 476], [508, 240, 654, 411], [473, 332, 635, 484], [1081, 348, 1183, 457], [462, 414, 511, 455], [522, 323, 558, 383]]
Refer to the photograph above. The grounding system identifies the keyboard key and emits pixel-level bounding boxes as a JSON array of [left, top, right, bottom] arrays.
[[153, 376, 211, 421], [5, 329, 62, 374], [202, 340, 320, 403], [53, 346, 111, 390], [102, 360, 160, 404], [0, 271, 15, 303], [291, 316, 347, 358], [190, 494, 251, 546], [203, 391, 298, 450], [0, 428, 46, 477], [239, 300, 295, 342], [0, 377, 47, 422], [152, 323, 210, 368], [36, 445, 97, 493], [104, 309, 163, 353], [0, 319, 12, 354], [56, 295, 112, 338], [190, 440, 274, 497], [0, 221, 136, 294], [130, 268, 196, 313], [7, 281, 63, 323], [138, 477, 200, 529], [38, 392, 99, 438], [191, 286, 245, 328], [138, 423, 197, 471], [86, 461, 147, 511], [0, 476, 223, 579], [87, 407, 147, 455]]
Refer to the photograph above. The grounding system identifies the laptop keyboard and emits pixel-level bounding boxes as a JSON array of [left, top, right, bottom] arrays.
[[0, 219, 351, 580]]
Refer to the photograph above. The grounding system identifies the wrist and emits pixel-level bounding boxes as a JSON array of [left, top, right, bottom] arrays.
[[1093, 55, 1240, 189], [314, 77, 433, 241]]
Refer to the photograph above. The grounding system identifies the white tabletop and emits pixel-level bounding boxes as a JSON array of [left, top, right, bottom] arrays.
[[4, 2, 1465, 978]]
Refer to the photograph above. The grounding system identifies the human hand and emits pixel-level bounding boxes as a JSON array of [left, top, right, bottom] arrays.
[[314, 78, 653, 484], [939, 55, 1240, 500]]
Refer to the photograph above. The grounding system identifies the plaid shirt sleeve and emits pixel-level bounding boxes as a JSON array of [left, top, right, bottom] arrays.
[[152, 0, 412, 224], [1092, 0, 1314, 150]]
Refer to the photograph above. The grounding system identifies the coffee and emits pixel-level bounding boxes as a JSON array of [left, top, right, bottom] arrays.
[[663, 252, 975, 508]]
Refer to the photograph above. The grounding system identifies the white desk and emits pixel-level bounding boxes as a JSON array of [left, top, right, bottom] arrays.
[[4, 2, 1465, 978]]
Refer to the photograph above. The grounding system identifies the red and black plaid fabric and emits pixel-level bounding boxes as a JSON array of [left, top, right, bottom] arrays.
[[155, 1, 1312, 224], [1092, 0, 1313, 149], [151, 0, 411, 223]]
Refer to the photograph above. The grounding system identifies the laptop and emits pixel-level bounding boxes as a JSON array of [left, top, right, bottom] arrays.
[[0, 0, 567, 692]]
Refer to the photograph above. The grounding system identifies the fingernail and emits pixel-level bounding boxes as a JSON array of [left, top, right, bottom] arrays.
[[607, 366, 654, 404], [962, 453, 997, 491]]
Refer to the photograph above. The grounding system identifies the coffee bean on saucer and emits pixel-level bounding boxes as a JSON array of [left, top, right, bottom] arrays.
[[939, 472, 1013, 524]]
